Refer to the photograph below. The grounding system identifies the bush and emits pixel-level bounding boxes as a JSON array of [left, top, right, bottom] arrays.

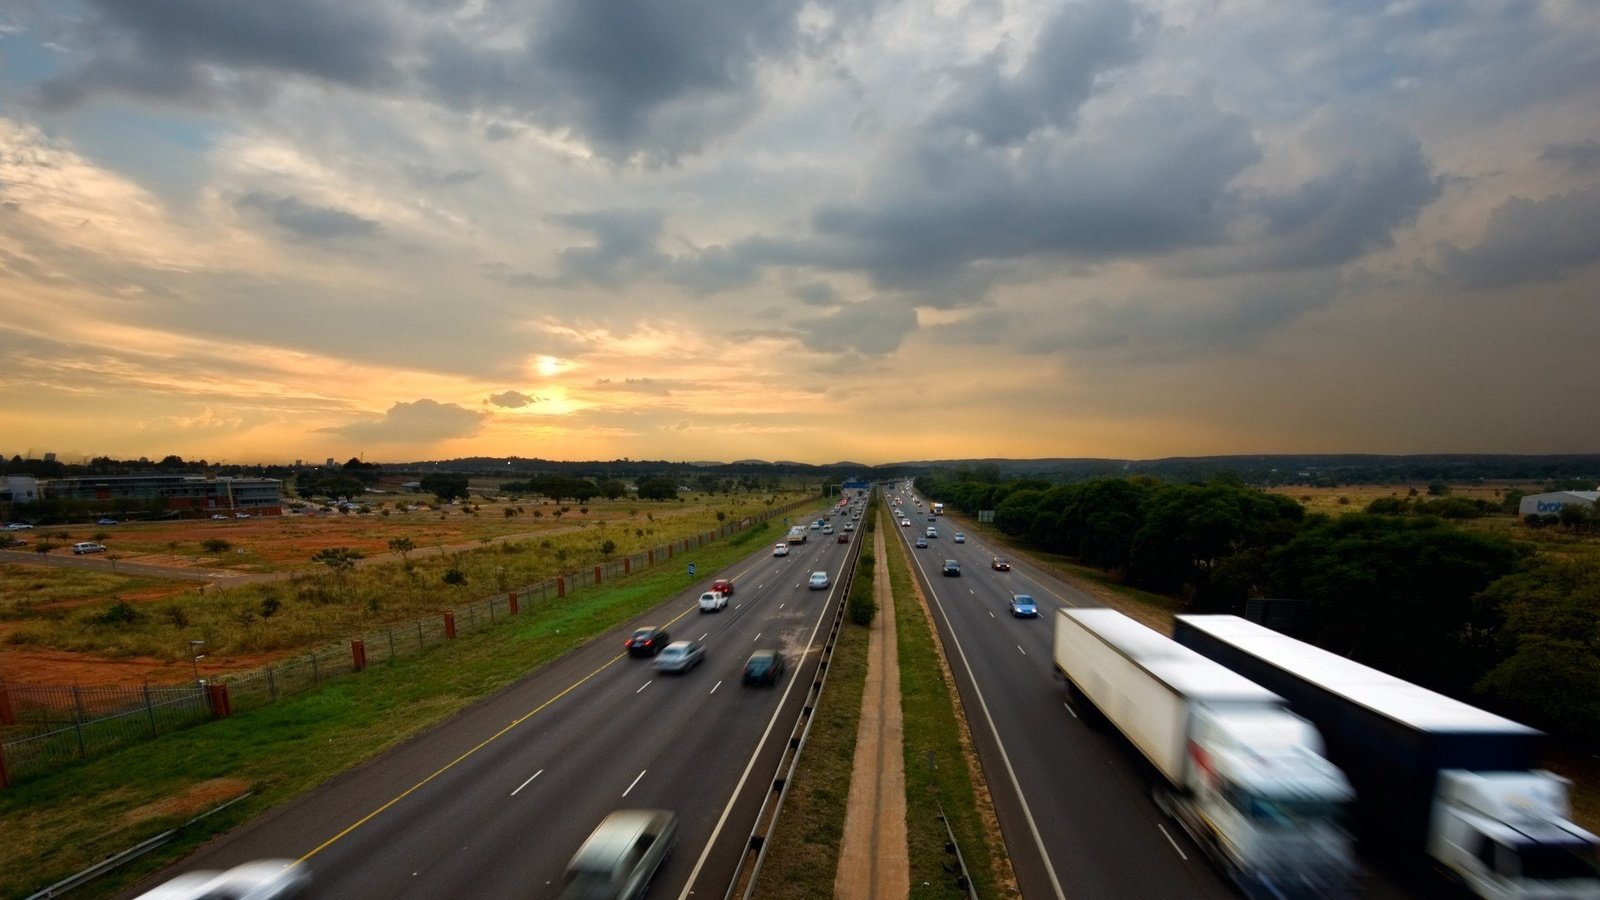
[[96, 601, 142, 626], [443, 568, 467, 586], [847, 591, 877, 626]]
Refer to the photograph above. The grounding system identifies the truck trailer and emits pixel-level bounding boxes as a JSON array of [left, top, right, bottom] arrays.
[[1174, 614, 1600, 899], [785, 525, 807, 545], [1053, 608, 1354, 897]]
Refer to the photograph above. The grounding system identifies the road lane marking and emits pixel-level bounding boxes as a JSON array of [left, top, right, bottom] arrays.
[[753, 632, 761, 641], [637, 680, 652, 693], [510, 769, 544, 796], [1157, 823, 1187, 860], [988, 611, 995, 618], [1017, 645, 1026, 656], [700, 633, 709, 641], [1062, 702, 1078, 719], [710, 680, 721, 695], [623, 769, 646, 797]]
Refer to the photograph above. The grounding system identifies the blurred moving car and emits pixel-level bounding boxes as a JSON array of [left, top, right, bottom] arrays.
[[653, 640, 705, 672], [836, 532, 849, 543], [808, 571, 830, 589], [134, 859, 309, 899], [900, 519, 911, 526], [953, 533, 965, 543], [559, 810, 677, 900], [773, 542, 790, 557], [97, 518, 118, 525], [1009, 594, 1038, 618], [711, 578, 734, 596], [743, 650, 786, 686], [697, 591, 727, 613], [991, 557, 1011, 571], [625, 626, 671, 657], [942, 559, 961, 576]]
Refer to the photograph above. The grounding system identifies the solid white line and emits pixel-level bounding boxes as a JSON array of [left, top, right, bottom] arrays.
[[622, 769, 646, 797], [1157, 823, 1187, 860], [636, 680, 652, 694], [710, 680, 721, 695], [510, 769, 543, 796]]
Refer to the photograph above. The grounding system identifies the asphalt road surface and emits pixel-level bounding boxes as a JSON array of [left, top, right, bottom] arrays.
[[123, 512, 858, 899]]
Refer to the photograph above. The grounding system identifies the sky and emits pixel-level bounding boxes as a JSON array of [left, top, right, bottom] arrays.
[[1, 0, 1598, 466]]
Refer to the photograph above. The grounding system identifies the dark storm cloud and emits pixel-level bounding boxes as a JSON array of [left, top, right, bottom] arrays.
[[34, 0, 401, 109], [235, 192, 380, 240], [936, 0, 1145, 146], [791, 281, 838, 306], [322, 399, 486, 442], [1540, 140, 1600, 173], [793, 298, 917, 356], [547, 209, 670, 288], [1440, 186, 1600, 288]]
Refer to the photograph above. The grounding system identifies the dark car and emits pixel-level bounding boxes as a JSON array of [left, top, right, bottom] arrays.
[[743, 649, 786, 686], [625, 626, 671, 657], [942, 559, 961, 577], [711, 578, 735, 596], [837, 532, 849, 543], [991, 556, 1011, 571]]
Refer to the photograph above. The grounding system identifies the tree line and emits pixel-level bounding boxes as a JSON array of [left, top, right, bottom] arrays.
[[916, 472, 1599, 745]]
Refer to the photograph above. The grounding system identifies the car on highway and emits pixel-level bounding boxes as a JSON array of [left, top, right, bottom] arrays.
[[773, 542, 789, 557], [953, 532, 965, 543], [653, 639, 705, 673], [625, 626, 671, 657], [914, 537, 928, 548], [843, 521, 854, 531], [927, 515, 936, 522], [808, 571, 830, 590], [942, 559, 961, 576], [925, 527, 938, 538], [134, 860, 309, 899], [711, 578, 735, 596], [697, 590, 727, 613], [900, 518, 911, 527], [72, 541, 107, 555], [743, 650, 786, 687], [809, 521, 821, 530], [1009, 594, 1038, 618], [559, 809, 677, 900], [836, 532, 849, 543], [991, 557, 1011, 571], [821, 524, 834, 535]]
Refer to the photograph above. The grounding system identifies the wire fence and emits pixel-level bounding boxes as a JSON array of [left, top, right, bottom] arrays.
[[0, 496, 817, 785]]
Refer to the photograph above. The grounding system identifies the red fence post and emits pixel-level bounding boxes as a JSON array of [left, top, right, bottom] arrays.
[[593, 565, 602, 585], [0, 741, 9, 789], [0, 682, 13, 726], [623, 557, 631, 575], [443, 612, 457, 639], [557, 576, 566, 598], [648, 549, 655, 566], [206, 682, 232, 718], [351, 639, 367, 672], [667, 544, 674, 559], [508, 591, 519, 615]]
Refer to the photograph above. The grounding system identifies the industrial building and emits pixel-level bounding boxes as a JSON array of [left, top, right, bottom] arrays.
[[1517, 490, 1599, 518], [42, 475, 282, 516]]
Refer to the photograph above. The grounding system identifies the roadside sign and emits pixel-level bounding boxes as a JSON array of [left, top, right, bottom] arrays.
[[688, 563, 697, 577]]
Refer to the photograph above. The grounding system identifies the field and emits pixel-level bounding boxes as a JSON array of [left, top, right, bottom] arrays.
[[1265, 481, 1532, 516], [1, 491, 808, 686]]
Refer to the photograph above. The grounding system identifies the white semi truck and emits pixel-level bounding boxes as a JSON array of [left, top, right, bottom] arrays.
[[1053, 608, 1355, 897], [1175, 614, 1600, 899]]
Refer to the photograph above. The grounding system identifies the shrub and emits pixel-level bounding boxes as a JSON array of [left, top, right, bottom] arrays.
[[96, 601, 142, 626], [443, 568, 467, 586]]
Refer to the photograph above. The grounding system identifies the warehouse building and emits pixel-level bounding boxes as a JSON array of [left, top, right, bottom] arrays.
[[44, 475, 282, 516], [1518, 490, 1599, 518]]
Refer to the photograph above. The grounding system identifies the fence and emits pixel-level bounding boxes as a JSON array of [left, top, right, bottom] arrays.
[[0, 496, 818, 785]]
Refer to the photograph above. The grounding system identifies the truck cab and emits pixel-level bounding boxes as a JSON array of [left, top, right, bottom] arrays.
[[1430, 770, 1600, 899]]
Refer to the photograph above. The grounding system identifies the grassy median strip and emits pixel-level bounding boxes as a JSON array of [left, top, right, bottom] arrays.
[[886, 514, 1014, 899], [0, 517, 805, 900]]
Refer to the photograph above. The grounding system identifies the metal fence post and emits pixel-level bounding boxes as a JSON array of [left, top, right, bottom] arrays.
[[268, 665, 278, 701], [71, 686, 88, 759], [144, 682, 158, 737], [311, 652, 320, 684]]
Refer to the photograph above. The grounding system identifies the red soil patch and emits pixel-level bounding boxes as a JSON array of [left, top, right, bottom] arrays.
[[0, 646, 292, 687], [122, 777, 253, 827]]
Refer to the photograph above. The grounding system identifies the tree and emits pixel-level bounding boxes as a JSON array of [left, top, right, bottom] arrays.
[[636, 476, 677, 501], [201, 538, 232, 555], [311, 547, 364, 580], [420, 472, 470, 502], [598, 479, 627, 500], [1474, 556, 1600, 743], [600, 539, 617, 558]]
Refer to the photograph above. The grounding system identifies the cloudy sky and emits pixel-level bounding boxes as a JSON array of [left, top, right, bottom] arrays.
[[2, 0, 1597, 465]]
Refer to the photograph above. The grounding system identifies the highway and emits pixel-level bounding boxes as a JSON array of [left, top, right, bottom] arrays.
[[125, 510, 858, 899], [885, 487, 1411, 899]]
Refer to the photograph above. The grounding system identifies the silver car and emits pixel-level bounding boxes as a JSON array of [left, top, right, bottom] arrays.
[[653, 640, 705, 673], [560, 810, 678, 900], [134, 860, 309, 899]]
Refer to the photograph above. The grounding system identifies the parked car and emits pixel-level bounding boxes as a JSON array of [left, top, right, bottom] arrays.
[[234, 512, 251, 519], [5, 523, 34, 530], [653, 640, 705, 673], [711, 578, 735, 596], [808, 571, 830, 590], [953, 533, 965, 543], [1009, 594, 1038, 618], [72, 541, 107, 555], [914, 537, 928, 548], [942, 559, 961, 576], [625, 626, 671, 657], [698, 591, 727, 613], [133, 859, 309, 900], [97, 518, 118, 525], [743, 650, 786, 687], [559, 810, 677, 900], [773, 542, 790, 557], [991, 557, 1011, 571]]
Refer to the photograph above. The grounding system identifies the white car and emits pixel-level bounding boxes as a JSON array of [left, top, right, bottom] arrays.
[[72, 542, 107, 555], [773, 542, 790, 557], [5, 523, 33, 530], [133, 859, 309, 899], [843, 522, 854, 531], [698, 590, 728, 613], [822, 524, 834, 535], [654, 640, 705, 673], [808, 571, 830, 590], [954, 533, 966, 543], [901, 519, 911, 527], [926, 527, 938, 538], [211, 514, 228, 520]]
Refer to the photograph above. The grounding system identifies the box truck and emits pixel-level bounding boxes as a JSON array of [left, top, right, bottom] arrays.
[[1053, 608, 1354, 897], [786, 525, 807, 544], [1175, 614, 1600, 899]]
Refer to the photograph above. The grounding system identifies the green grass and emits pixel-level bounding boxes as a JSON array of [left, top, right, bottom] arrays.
[[0, 514, 816, 900], [0, 566, 189, 619], [885, 509, 1014, 899]]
